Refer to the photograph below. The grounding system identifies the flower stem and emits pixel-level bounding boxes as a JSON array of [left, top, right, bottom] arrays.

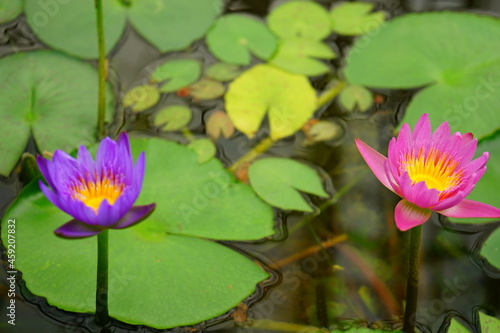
[[228, 137, 275, 173], [403, 224, 422, 332], [95, 0, 107, 139], [95, 229, 109, 327], [317, 80, 346, 109]]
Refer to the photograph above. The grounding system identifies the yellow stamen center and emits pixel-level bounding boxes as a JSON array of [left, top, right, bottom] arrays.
[[403, 148, 462, 192], [70, 174, 124, 213]]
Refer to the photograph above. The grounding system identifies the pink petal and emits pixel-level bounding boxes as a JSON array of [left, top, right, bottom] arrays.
[[412, 113, 431, 144], [355, 139, 395, 193], [437, 199, 500, 219], [395, 199, 432, 231], [431, 191, 465, 211]]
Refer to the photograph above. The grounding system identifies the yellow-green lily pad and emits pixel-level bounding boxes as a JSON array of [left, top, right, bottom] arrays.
[[123, 85, 161, 112], [339, 84, 373, 111], [330, 2, 386, 36], [205, 63, 242, 82], [153, 105, 192, 131], [189, 78, 226, 100]]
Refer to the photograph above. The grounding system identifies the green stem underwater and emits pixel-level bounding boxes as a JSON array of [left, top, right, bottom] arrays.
[[95, 229, 109, 327], [95, 0, 107, 139], [228, 137, 275, 173], [403, 224, 422, 332]]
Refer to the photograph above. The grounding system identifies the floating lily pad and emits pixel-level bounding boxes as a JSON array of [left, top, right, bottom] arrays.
[[305, 120, 343, 144], [189, 78, 225, 100], [25, 0, 223, 58], [123, 85, 160, 112], [0, 0, 22, 23], [225, 64, 317, 140], [0, 50, 113, 177], [447, 318, 470, 333], [481, 227, 500, 270], [153, 105, 192, 131], [267, 1, 331, 40], [1, 138, 274, 328], [330, 2, 386, 36], [479, 312, 500, 331], [345, 12, 500, 138], [249, 158, 329, 212], [206, 111, 235, 139], [150, 59, 201, 93], [339, 84, 373, 111], [206, 14, 278, 65], [269, 38, 335, 76], [206, 63, 242, 82], [188, 139, 217, 164], [448, 135, 500, 225]]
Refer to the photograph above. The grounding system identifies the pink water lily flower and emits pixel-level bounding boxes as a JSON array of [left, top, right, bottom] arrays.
[[355, 113, 500, 231]]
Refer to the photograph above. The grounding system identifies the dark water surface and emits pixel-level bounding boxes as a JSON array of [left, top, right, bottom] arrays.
[[1, 1, 500, 332]]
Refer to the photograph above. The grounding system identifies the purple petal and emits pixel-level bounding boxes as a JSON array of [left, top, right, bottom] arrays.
[[111, 204, 156, 229], [39, 181, 64, 210], [133, 152, 146, 191], [395, 199, 432, 231], [355, 139, 395, 193], [76, 145, 96, 177], [437, 199, 500, 219], [54, 220, 103, 239], [96, 137, 118, 173]]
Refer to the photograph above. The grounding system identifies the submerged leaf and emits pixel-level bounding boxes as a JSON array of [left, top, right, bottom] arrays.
[[269, 38, 335, 76], [206, 62, 242, 82], [225, 64, 317, 140], [345, 12, 500, 138], [150, 59, 201, 93], [153, 105, 192, 131], [123, 85, 161, 112], [207, 14, 278, 65], [188, 139, 217, 164], [267, 1, 331, 40], [249, 158, 329, 212], [330, 2, 386, 36], [0, 50, 113, 176], [189, 78, 226, 100], [339, 84, 373, 111], [206, 111, 235, 139]]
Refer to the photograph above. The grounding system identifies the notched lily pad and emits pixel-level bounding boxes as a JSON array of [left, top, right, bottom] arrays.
[[330, 2, 386, 36], [150, 59, 202, 93], [269, 38, 335, 76], [153, 105, 192, 131], [249, 157, 329, 212], [206, 14, 278, 65], [268, 1, 331, 40], [225, 64, 317, 140], [303, 120, 343, 145], [206, 111, 235, 140], [188, 139, 217, 164], [206, 63, 242, 82], [123, 85, 161, 112], [339, 84, 373, 111], [189, 78, 225, 100]]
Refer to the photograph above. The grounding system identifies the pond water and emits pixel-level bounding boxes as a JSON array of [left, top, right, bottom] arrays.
[[1, 1, 500, 333]]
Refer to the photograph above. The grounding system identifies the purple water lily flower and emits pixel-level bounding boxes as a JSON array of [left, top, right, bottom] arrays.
[[36, 132, 155, 238], [355, 113, 500, 231]]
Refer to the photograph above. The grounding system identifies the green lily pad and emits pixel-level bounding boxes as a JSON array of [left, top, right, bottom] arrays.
[[344, 12, 500, 139], [153, 105, 192, 131], [447, 318, 471, 333], [330, 2, 386, 36], [189, 78, 226, 100], [188, 139, 217, 164], [0, 50, 113, 177], [206, 63, 242, 82], [150, 59, 201, 93], [249, 158, 329, 212], [225, 64, 317, 140], [339, 84, 373, 111], [0, 0, 22, 23], [269, 37, 335, 76], [206, 111, 235, 139], [123, 85, 160, 112], [448, 136, 500, 225], [1, 137, 274, 328], [206, 14, 278, 65], [267, 1, 331, 40], [25, 0, 222, 59], [479, 312, 500, 331], [481, 227, 500, 270]]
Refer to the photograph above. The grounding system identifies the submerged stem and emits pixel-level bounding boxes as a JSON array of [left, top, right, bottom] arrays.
[[95, 0, 107, 139], [403, 225, 422, 332], [228, 137, 275, 173], [95, 230, 109, 327]]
